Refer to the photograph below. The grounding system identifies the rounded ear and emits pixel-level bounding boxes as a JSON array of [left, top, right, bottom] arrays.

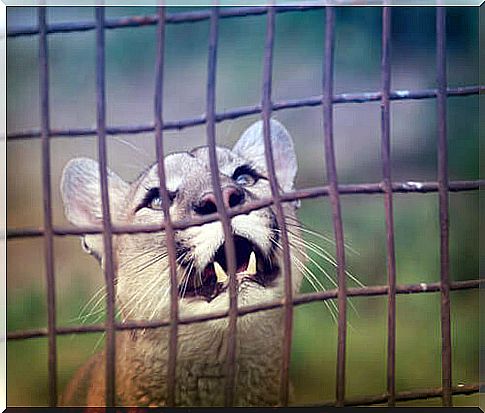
[[61, 157, 129, 263], [60, 157, 129, 227], [232, 119, 297, 192]]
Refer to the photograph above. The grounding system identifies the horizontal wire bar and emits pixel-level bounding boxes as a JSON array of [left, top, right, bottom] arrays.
[[6, 278, 482, 341], [310, 382, 481, 407], [7, 85, 483, 141], [6, 179, 484, 240], [7, 6, 320, 38]]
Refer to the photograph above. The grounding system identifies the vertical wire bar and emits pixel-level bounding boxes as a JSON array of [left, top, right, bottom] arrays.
[[436, 7, 452, 407], [381, 7, 397, 407], [323, 7, 347, 406], [95, 7, 116, 407], [206, 6, 239, 406], [154, 7, 179, 406], [38, 7, 58, 407], [261, 7, 294, 406]]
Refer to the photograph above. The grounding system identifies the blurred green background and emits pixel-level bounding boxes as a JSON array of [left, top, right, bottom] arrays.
[[6, 6, 480, 407]]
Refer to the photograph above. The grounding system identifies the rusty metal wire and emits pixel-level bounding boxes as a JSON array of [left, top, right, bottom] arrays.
[[204, 7, 239, 406], [7, 6, 320, 38], [38, 7, 57, 407], [380, 7, 397, 407], [261, 7, 294, 406], [322, 8, 348, 406], [154, 7, 179, 407], [7, 179, 483, 240], [7, 278, 482, 342], [7, 85, 483, 141], [436, 7, 453, 407], [95, 7, 117, 406], [6, 5, 482, 408], [314, 382, 482, 407]]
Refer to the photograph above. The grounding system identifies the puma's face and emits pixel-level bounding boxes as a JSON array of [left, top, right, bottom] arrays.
[[61, 120, 302, 322]]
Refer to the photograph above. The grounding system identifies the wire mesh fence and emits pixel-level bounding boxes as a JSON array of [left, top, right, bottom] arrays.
[[6, 5, 484, 408]]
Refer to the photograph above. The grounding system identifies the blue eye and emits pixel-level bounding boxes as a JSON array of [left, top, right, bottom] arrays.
[[233, 165, 259, 187], [235, 173, 256, 186], [135, 187, 177, 213]]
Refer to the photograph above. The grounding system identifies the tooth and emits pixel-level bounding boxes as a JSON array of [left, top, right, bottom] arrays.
[[247, 251, 257, 275], [214, 261, 228, 284]]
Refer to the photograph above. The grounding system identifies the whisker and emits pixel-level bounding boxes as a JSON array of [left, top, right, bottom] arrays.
[[285, 216, 360, 256], [285, 234, 364, 288], [150, 259, 189, 320], [126, 283, 157, 321], [273, 225, 360, 318], [270, 237, 339, 323], [133, 254, 169, 275], [288, 238, 338, 288], [277, 226, 365, 289], [289, 239, 359, 316], [180, 262, 193, 300], [288, 249, 339, 323], [121, 251, 190, 320], [77, 307, 106, 324], [113, 136, 152, 164], [92, 332, 106, 353], [125, 270, 170, 320], [73, 285, 107, 324], [147, 279, 171, 320], [117, 248, 167, 271], [123, 263, 170, 320]]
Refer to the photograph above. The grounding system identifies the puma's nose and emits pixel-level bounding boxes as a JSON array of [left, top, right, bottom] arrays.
[[193, 192, 217, 216], [223, 185, 245, 209], [193, 186, 245, 215]]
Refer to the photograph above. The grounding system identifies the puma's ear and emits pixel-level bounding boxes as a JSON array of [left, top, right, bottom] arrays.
[[232, 119, 297, 192], [61, 157, 129, 226], [60, 158, 129, 262]]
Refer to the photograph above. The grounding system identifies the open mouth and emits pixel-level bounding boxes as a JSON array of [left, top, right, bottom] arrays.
[[179, 236, 278, 302]]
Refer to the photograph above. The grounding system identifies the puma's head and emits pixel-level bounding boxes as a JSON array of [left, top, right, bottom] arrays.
[[61, 119, 302, 324]]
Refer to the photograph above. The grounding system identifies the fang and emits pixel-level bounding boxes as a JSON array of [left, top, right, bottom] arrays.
[[246, 251, 257, 275], [214, 261, 228, 284]]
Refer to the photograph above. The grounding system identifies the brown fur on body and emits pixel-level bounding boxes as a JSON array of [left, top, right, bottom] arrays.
[[62, 311, 286, 406], [60, 120, 302, 407]]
